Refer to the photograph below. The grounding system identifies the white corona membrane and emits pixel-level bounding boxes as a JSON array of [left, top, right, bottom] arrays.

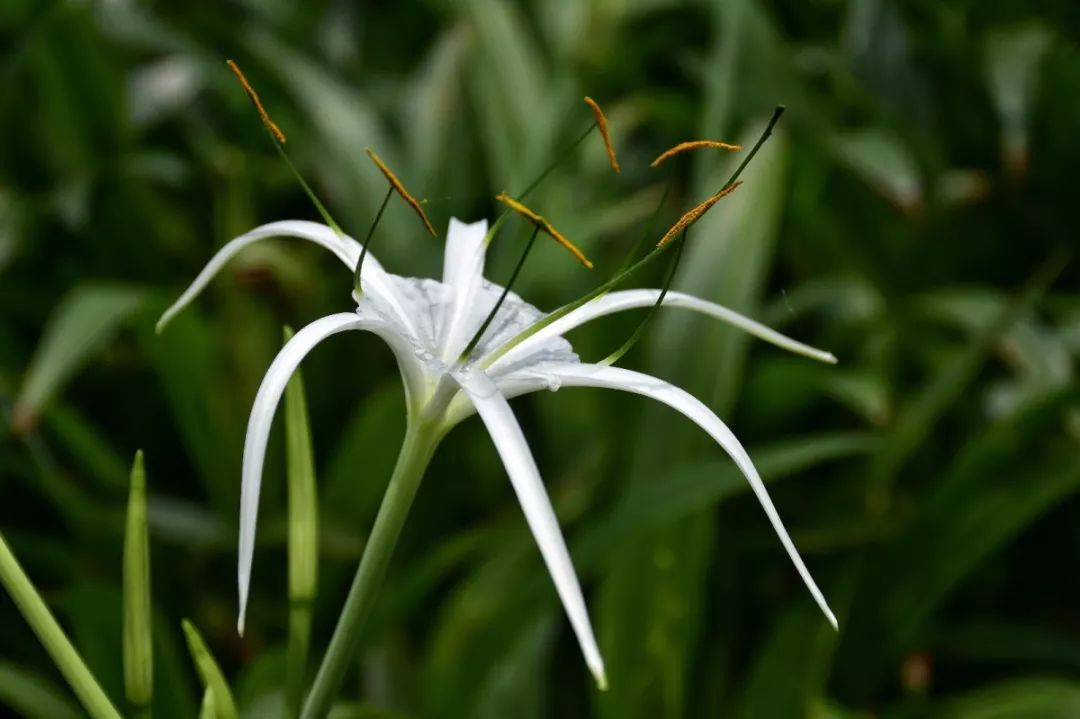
[[159, 216, 840, 688]]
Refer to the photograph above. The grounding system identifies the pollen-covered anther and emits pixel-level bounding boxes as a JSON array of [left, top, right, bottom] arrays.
[[226, 60, 287, 144], [365, 148, 438, 237], [657, 181, 743, 248], [495, 193, 593, 269], [650, 140, 742, 168], [584, 97, 620, 174]]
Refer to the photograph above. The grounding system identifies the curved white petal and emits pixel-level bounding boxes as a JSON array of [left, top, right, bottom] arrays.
[[485, 290, 837, 372], [519, 362, 838, 630], [157, 220, 403, 333], [452, 368, 606, 686], [238, 312, 424, 634], [438, 218, 489, 361]]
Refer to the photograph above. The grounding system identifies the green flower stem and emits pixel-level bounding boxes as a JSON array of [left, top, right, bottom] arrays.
[[0, 532, 122, 719], [284, 326, 320, 719], [301, 417, 442, 719]]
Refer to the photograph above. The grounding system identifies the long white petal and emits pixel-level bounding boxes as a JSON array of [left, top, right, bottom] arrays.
[[486, 290, 837, 372], [238, 312, 424, 634], [523, 362, 839, 630], [157, 220, 401, 332], [438, 218, 489, 361], [453, 368, 607, 686]]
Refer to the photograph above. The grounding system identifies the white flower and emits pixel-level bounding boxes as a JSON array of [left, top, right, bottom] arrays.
[[160, 216, 839, 688]]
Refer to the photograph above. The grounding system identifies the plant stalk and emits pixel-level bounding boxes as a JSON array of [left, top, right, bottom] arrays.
[[301, 417, 441, 718], [0, 532, 122, 719]]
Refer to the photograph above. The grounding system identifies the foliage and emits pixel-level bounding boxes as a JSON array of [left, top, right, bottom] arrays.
[[1, 0, 1078, 716]]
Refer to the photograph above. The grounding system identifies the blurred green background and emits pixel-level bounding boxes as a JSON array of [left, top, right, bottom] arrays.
[[2, 0, 1079, 716]]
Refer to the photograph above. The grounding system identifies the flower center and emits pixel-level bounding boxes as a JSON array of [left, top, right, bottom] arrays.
[[355, 274, 578, 378]]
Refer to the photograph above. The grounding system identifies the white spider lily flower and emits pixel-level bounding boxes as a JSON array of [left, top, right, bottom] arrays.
[[160, 215, 838, 689]]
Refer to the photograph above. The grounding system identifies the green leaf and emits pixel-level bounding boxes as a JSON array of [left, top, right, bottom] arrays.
[[984, 24, 1053, 174], [0, 661, 84, 719], [181, 620, 238, 719], [140, 308, 240, 512], [829, 128, 921, 212], [869, 257, 1064, 493], [939, 677, 1080, 718], [739, 600, 839, 719], [0, 535, 122, 719], [43, 403, 130, 492], [838, 388, 1080, 695], [123, 450, 153, 718], [14, 283, 147, 432], [574, 432, 876, 566], [322, 381, 406, 530]]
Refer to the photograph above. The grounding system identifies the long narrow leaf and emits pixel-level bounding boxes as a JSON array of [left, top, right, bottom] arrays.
[[0, 534, 122, 719]]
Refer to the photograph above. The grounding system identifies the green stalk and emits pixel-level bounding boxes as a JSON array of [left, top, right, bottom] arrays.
[[123, 450, 153, 719], [283, 326, 320, 718], [301, 418, 442, 719], [354, 186, 394, 294], [0, 533, 122, 719]]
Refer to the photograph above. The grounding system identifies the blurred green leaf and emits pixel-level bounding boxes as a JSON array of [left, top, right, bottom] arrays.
[[984, 24, 1052, 174], [938, 677, 1080, 718], [0, 660, 84, 719], [43, 403, 129, 492], [322, 381, 406, 531], [839, 387, 1080, 695], [869, 258, 1064, 494], [739, 601, 837, 719], [14, 284, 147, 432], [575, 432, 875, 566], [830, 128, 921, 212]]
